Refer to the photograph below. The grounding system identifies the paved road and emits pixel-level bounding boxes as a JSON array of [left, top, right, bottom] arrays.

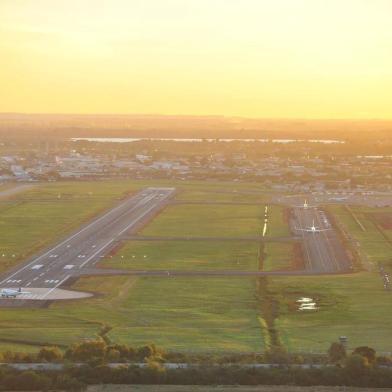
[[291, 205, 351, 273], [0, 187, 175, 299]]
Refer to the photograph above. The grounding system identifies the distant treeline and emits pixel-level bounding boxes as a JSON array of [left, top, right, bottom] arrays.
[[0, 113, 391, 142]]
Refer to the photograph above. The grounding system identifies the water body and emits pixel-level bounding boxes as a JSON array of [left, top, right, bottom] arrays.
[[71, 137, 345, 144]]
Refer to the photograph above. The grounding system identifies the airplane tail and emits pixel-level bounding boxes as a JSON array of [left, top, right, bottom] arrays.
[[18, 287, 21, 293]]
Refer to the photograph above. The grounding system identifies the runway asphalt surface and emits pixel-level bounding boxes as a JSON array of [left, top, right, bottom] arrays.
[[0, 187, 175, 300], [291, 204, 351, 273]]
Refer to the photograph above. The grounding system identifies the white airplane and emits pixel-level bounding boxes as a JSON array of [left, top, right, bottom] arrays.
[[296, 220, 330, 233], [1, 287, 30, 298], [296, 199, 316, 209]]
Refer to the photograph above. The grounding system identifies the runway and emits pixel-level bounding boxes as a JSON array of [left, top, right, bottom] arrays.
[[291, 205, 351, 273], [0, 187, 175, 300]]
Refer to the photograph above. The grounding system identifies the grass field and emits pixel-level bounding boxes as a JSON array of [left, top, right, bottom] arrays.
[[262, 243, 294, 271], [0, 275, 263, 353], [102, 240, 260, 271], [140, 204, 289, 238], [328, 205, 392, 269], [270, 272, 392, 353], [106, 276, 262, 352]]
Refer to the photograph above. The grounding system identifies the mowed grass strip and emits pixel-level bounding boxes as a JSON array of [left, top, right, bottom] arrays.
[[270, 272, 392, 353], [102, 240, 260, 271], [0, 276, 262, 353]]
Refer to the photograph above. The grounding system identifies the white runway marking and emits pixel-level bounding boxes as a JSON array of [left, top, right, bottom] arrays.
[[31, 265, 43, 270], [40, 275, 70, 300], [64, 265, 74, 269]]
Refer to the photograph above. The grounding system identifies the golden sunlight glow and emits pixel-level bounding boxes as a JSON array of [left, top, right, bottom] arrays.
[[1, 0, 392, 118]]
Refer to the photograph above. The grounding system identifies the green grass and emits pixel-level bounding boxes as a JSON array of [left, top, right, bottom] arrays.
[[0, 275, 263, 353], [262, 243, 294, 272], [328, 205, 392, 268], [270, 272, 392, 353], [141, 204, 289, 238], [102, 240, 260, 271], [106, 276, 262, 352]]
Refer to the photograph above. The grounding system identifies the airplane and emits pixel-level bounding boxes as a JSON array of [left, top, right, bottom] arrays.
[[296, 220, 330, 233], [0, 287, 30, 298], [296, 199, 316, 209]]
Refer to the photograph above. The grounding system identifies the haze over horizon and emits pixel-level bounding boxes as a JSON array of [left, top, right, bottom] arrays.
[[1, 0, 392, 119]]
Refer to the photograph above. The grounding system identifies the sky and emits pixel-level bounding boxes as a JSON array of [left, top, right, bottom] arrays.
[[1, 0, 392, 118]]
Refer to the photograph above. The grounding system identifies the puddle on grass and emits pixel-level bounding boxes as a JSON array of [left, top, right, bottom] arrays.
[[297, 297, 319, 311]]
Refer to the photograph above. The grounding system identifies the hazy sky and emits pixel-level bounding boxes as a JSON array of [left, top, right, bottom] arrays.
[[1, 0, 392, 118]]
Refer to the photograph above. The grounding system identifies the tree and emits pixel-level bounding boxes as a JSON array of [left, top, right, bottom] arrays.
[[38, 346, 63, 362], [328, 342, 346, 363], [353, 346, 376, 365], [65, 339, 107, 364]]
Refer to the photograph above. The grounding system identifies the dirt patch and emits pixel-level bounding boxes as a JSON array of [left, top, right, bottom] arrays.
[[369, 212, 392, 230], [282, 207, 291, 224], [291, 242, 305, 270]]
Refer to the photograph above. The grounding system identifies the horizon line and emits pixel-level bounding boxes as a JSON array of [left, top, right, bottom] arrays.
[[1, 112, 392, 122]]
